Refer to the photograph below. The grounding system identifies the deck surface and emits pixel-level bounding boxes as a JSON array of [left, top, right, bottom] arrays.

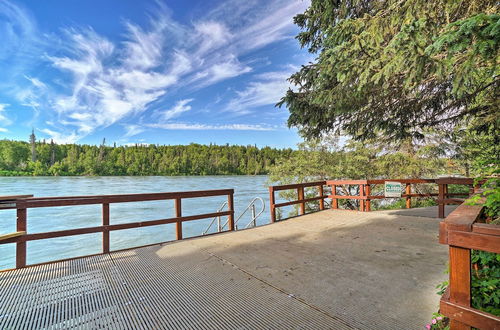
[[0, 207, 449, 329]]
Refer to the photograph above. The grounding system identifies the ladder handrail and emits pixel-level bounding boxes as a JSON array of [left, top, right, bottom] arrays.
[[202, 197, 266, 235], [222, 197, 265, 230], [201, 201, 228, 235]]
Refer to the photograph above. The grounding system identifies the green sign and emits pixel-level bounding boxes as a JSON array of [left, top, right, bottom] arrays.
[[385, 181, 402, 197]]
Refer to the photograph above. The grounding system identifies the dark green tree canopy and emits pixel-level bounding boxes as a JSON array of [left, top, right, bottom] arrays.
[[279, 0, 499, 141]]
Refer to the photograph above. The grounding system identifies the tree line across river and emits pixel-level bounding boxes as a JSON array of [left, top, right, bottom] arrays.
[[0, 136, 294, 176]]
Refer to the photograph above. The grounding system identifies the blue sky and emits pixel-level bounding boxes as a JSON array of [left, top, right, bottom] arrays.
[[0, 0, 312, 148]]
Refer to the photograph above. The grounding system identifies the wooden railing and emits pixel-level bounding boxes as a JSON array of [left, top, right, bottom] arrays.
[[439, 199, 500, 329], [327, 179, 476, 217], [269, 181, 328, 222], [0, 189, 234, 270]]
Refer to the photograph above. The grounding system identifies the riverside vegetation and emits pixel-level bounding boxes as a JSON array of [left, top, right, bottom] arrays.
[[0, 138, 293, 176], [275, 0, 499, 326]]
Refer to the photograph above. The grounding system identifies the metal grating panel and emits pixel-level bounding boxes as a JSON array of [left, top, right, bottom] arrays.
[[0, 245, 351, 329]]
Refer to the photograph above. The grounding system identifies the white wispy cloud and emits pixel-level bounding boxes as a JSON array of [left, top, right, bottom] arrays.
[[0, 127, 8, 133], [4, 0, 308, 141], [39, 128, 79, 144], [147, 123, 275, 131], [0, 104, 12, 126], [123, 124, 146, 137], [24, 75, 47, 89], [158, 98, 194, 121], [225, 68, 296, 114]]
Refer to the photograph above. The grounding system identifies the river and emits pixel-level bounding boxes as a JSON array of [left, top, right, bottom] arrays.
[[0, 176, 274, 269]]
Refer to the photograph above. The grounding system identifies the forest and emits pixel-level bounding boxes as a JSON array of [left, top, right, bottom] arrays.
[[0, 136, 293, 176]]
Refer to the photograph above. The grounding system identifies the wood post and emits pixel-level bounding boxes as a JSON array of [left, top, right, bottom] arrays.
[[228, 192, 235, 231], [269, 186, 276, 223], [298, 186, 305, 215], [318, 185, 325, 210], [364, 184, 371, 212], [332, 185, 338, 209], [405, 183, 411, 209], [359, 184, 365, 211], [449, 246, 471, 330], [16, 205, 27, 269], [175, 198, 182, 240], [102, 203, 110, 253], [438, 183, 445, 218]]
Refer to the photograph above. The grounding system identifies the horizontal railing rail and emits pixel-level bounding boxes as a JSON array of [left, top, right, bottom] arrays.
[[439, 198, 500, 330], [326, 178, 478, 216], [0, 189, 234, 270], [269, 181, 328, 222]]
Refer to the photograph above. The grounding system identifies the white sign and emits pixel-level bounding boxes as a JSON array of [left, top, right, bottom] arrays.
[[385, 181, 402, 198]]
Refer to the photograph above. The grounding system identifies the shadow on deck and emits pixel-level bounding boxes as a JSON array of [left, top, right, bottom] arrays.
[[0, 207, 448, 329]]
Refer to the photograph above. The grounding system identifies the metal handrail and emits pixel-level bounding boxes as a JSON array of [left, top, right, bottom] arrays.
[[223, 197, 265, 230], [201, 201, 228, 235], [202, 197, 266, 235]]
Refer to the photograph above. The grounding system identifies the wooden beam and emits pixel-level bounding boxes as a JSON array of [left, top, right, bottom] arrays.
[[0, 231, 26, 242]]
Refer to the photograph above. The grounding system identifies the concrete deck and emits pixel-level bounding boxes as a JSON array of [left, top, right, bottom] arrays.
[[0, 207, 448, 329]]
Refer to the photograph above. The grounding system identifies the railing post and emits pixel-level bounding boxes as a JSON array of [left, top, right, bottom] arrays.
[[438, 183, 445, 218], [298, 186, 305, 215], [102, 203, 110, 253], [332, 184, 338, 209], [405, 183, 411, 209], [449, 246, 471, 330], [269, 186, 276, 223], [364, 184, 371, 212], [359, 184, 365, 211], [175, 198, 182, 240], [318, 184, 325, 210], [228, 191, 235, 230], [251, 203, 256, 227], [16, 203, 27, 269]]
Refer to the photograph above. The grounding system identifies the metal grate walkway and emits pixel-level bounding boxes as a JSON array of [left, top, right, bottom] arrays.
[[0, 245, 349, 329], [1, 208, 449, 329]]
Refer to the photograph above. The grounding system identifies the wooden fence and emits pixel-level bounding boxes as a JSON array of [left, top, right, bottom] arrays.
[[439, 199, 500, 329], [269, 181, 328, 222], [0, 189, 234, 270], [269, 178, 479, 220], [328, 178, 476, 216]]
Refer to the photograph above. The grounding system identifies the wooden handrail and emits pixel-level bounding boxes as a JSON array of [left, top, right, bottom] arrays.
[[1, 189, 235, 269], [325, 178, 478, 216], [269, 178, 479, 219], [439, 198, 500, 329], [269, 181, 328, 222]]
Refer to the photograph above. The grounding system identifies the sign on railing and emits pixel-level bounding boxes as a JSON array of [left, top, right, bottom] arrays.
[[384, 181, 402, 198]]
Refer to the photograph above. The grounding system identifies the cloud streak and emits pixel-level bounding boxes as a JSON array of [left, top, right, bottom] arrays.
[[147, 123, 276, 131], [1, 0, 308, 143]]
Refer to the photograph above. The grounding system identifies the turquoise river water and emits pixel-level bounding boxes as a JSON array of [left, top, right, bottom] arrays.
[[0, 176, 277, 269]]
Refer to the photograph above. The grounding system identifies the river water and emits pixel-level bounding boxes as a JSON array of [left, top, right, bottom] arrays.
[[0, 176, 275, 269]]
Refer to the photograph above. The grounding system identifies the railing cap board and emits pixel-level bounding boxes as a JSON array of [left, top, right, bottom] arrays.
[[0, 195, 33, 201], [443, 199, 484, 232], [15, 189, 234, 208], [435, 177, 475, 184], [326, 180, 368, 184], [271, 181, 326, 191]]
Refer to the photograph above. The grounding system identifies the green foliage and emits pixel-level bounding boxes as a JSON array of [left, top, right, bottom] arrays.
[[471, 250, 500, 316], [279, 0, 499, 141], [268, 136, 461, 213], [0, 139, 294, 176]]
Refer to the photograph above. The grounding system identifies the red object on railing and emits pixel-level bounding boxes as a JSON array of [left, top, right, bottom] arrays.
[[0, 189, 235, 270], [439, 199, 500, 330]]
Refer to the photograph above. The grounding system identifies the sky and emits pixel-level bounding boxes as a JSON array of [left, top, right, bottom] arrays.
[[0, 0, 312, 148]]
